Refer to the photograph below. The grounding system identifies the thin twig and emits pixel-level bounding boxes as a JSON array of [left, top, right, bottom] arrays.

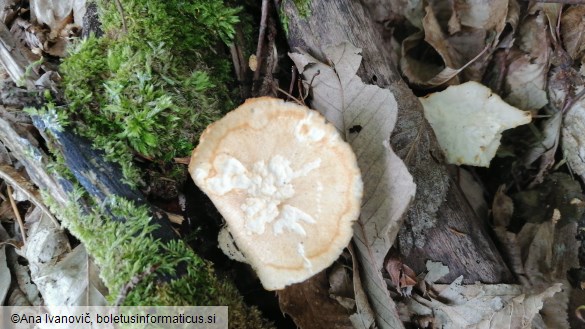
[[254, 0, 270, 82], [113, 0, 128, 34], [563, 87, 585, 115], [287, 66, 297, 101], [302, 70, 320, 101], [7, 185, 26, 245], [276, 87, 304, 106], [0, 165, 60, 228]]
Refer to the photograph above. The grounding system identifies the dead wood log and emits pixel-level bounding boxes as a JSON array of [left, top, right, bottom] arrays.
[[282, 0, 513, 284], [31, 118, 179, 244]]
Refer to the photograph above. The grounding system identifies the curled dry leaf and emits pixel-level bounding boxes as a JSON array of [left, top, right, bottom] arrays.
[[30, 0, 86, 29], [35, 244, 108, 307], [400, 0, 509, 87], [290, 42, 415, 329], [420, 81, 532, 166], [492, 173, 582, 327], [277, 271, 354, 329], [424, 260, 449, 284], [328, 261, 355, 311], [492, 185, 514, 228], [503, 12, 550, 112], [563, 100, 585, 181], [405, 278, 562, 329], [385, 255, 417, 296], [453, 0, 508, 31], [561, 6, 585, 62]]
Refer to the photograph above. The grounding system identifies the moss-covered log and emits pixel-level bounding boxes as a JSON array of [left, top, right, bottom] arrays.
[[0, 0, 275, 327]]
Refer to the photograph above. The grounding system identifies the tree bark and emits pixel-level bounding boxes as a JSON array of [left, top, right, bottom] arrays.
[[282, 0, 513, 283]]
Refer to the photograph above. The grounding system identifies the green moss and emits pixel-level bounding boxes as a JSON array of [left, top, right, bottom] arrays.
[[59, 0, 241, 186], [44, 189, 273, 328], [293, 0, 312, 18], [279, 0, 312, 36]]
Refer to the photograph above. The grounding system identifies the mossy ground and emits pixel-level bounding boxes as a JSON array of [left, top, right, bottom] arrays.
[[45, 190, 272, 328], [60, 0, 240, 185], [40, 1, 274, 327]]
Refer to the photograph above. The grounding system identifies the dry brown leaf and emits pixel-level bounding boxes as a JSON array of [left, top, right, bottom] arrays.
[[291, 42, 415, 329], [492, 184, 514, 228], [561, 5, 585, 61], [385, 253, 417, 295], [399, 0, 512, 88], [424, 260, 449, 284], [34, 244, 108, 307], [562, 101, 585, 180], [524, 110, 561, 174], [453, 0, 508, 31], [278, 271, 354, 329], [348, 244, 375, 329], [503, 12, 550, 112], [495, 174, 581, 327], [17, 207, 108, 307], [328, 261, 355, 311], [406, 279, 561, 329], [30, 0, 86, 29]]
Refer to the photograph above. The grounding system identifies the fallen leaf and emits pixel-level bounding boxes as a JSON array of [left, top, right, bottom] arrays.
[[420, 81, 532, 166], [561, 5, 585, 62], [474, 284, 563, 329], [348, 244, 376, 329], [492, 185, 514, 227], [11, 260, 42, 306], [503, 12, 550, 112], [30, 0, 86, 29], [278, 271, 354, 329], [20, 207, 69, 277], [18, 207, 107, 307], [34, 244, 108, 307], [406, 279, 561, 329], [523, 110, 561, 183], [385, 252, 417, 295], [328, 261, 355, 311], [291, 42, 415, 329], [563, 101, 585, 181], [424, 260, 449, 284], [453, 0, 508, 31]]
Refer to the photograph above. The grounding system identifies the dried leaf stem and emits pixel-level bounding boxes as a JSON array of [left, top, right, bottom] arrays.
[[254, 0, 270, 81], [7, 185, 26, 244]]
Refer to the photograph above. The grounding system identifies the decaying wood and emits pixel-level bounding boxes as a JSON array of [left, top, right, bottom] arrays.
[[0, 38, 183, 279], [282, 0, 513, 283], [0, 21, 38, 88], [34, 119, 179, 244]]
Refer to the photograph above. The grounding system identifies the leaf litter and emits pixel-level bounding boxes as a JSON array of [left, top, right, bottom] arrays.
[[291, 42, 416, 329], [282, 1, 585, 327]]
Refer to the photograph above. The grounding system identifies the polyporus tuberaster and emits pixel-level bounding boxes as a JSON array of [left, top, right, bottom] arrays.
[[189, 97, 363, 290]]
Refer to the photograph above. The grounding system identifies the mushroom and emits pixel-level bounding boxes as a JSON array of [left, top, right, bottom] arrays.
[[189, 97, 363, 290]]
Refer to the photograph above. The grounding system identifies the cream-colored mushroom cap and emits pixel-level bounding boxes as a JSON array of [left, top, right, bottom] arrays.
[[189, 97, 363, 290]]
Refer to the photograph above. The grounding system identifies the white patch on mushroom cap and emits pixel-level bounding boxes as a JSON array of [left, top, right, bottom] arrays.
[[203, 154, 321, 236], [295, 112, 326, 142], [297, 243, 313, 270]]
